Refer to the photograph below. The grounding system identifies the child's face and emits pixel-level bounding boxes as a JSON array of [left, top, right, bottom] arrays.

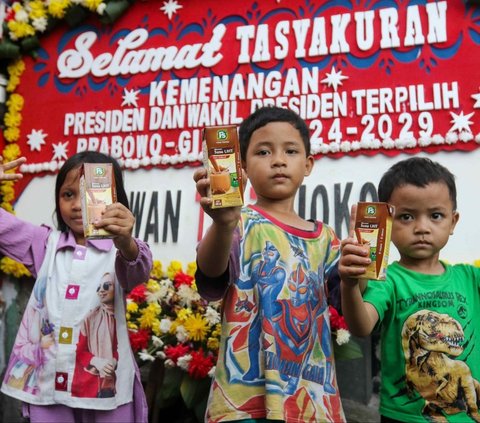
[[243, 121, 313, 204], [59, 167, 86, 245], [389, 182, 459, 267]]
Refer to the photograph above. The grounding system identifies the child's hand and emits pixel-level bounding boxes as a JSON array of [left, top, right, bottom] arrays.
[[338, 204, 371, 287], [95, 203, 137, 259], [193, 167, 242, 229], [0, 156, 26, 181]]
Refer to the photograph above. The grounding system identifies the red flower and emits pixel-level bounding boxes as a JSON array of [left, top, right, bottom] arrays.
[[164, 343, 191, 364], [329, 305, 348, 331], [188, 349, 214, 379], [128, 328, 151, 352], [128, 284, 148, 303], [173, 271, 194, 288]]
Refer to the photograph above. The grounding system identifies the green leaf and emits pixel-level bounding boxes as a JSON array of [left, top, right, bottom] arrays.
[[333, 339, 363, 360], [156, 367, 182, 407], [180, 374, 212, 410]]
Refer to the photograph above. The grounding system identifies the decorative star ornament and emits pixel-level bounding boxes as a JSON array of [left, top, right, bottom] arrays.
[[52, 141, 69, 161], [321, 67, 348, 92], [27, 128, 47, 152], [160, 0, 183, 20], [449, 111, 474, 133], [122, 88, 140, 108], [471, 90, 480, 108]]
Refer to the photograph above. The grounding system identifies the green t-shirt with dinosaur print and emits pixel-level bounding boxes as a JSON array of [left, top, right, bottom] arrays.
[[363, 261, 480, 423]]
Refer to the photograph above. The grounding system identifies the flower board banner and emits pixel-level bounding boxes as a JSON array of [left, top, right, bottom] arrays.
[[4, 0, 480, 264], [10, 0, 480, 194]]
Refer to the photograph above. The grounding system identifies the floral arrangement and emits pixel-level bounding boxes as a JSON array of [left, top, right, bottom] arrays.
[[0, 0, 131, 59], [126, 259, 221, 380]]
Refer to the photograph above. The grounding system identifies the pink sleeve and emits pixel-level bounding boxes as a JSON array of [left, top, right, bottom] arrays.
[[115, 238, 153, 291], [0, 208, 51, 277]]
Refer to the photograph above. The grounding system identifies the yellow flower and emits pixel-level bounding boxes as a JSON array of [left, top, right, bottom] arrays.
[[126, 301, 139, 313], [207, 337, 219, 351], [150, 260, 163, 279], [473, 259, 480, 268], [0, 202, 13, 213], [48, 0, 71, 19], [28, 0, 48, 19], [4, 127, 20, 143], [84, 0, 103, 12], [3, 144, 21, 161], [167, 260, 183, 280], [0, 257, 31, 278], [176, 308, 192, 323], [183, 313, 209, 342], [8, 21, 36, 39], [4, 111, 22, 129], [186, 261, 197, 277], [127, 321, 138, 330], [7, 93, 25, 112], [146, 278, 160, 292]]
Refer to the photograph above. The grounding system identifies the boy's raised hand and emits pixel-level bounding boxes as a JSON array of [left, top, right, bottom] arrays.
[[193, 167, 242, 228], [0, 156, 26, 181], [338, 204, 371, 286]]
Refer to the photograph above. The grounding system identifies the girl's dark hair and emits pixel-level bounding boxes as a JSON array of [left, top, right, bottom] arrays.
[[55, 151, 129, 232], [378, 157, 457, 210], [239, 105, 310, 160]]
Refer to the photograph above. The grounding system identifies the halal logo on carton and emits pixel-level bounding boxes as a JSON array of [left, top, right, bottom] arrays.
[[217, 129, 229, 140], [366, 205, 377, 215], [94, 166, 106, 176]]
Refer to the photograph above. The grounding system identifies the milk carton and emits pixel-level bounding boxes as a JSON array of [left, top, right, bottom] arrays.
[[80, 163, 116, 238], [354, 202, 394, 280], [203, 125, 244, 209]]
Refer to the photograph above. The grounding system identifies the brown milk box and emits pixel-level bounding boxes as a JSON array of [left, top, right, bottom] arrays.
[[354, 202, 394, 280], [203, 125, 244, 209], [80, 163, 117, 238]]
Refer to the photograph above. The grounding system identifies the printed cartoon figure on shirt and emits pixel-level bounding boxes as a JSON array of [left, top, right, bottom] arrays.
[[72, 273, 118, 398], [401, 310, 480, 422], [272, 258, 333, 395], [3, 276, 55, 395]]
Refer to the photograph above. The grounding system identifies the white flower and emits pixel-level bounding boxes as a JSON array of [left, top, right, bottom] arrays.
[[335, 328, 351, 346], [175, 325, 188, 342], [138, 349, 155, 362], [152, 335, 164, 348], [32, 17, 48, 32], [159, 318, 172, 334], [155, 351, 166, 360], [97, 3, 106, 15], [204, 306, 221, 325], [208, 366, 216, 378], [177, 284, 201, 308], [164, 358, 175, 368], [177, 354, 192, 371]]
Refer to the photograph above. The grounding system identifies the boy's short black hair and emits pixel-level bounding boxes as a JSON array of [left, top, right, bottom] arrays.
[[238, 106, 310, 160], [55, 151, 129, 232], [378, 157, 457, 210]]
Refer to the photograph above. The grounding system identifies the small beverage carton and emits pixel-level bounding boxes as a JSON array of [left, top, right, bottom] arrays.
[[203, 125, 244, 209], [80, 163, 117, 238], [354, 202, 394, 280]]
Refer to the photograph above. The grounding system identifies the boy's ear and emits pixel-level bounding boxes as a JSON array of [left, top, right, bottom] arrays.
[[450, 211, 460, 235], [305, 155, 314, 176]]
